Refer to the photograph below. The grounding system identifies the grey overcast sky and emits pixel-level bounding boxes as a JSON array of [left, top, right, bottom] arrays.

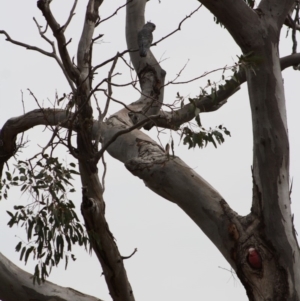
[[0, 1, 299, 301]]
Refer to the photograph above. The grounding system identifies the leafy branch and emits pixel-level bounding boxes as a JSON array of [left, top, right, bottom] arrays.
[[1, 155, 90, 284]]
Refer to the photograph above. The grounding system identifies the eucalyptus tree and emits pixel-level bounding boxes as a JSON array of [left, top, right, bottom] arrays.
[[0, 0, 299, 301]]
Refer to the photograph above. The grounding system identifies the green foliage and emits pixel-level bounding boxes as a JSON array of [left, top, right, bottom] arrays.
[[0, 155, 90, 284], [181, 125, 231, 149], [176, 87, 231, 150]]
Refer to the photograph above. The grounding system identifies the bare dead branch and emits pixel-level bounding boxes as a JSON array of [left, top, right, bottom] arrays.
[[101, 154, 107, 193], [151, 4, 202, 47], [67, 124, 79, 159], [121, 248, 138, 260], [33, 17, 53, 46], [101, 55, 119, 120], [37, 0, 80, 83], [284, 1, 300, 30], [0, 30, 53, 57], [120, 55, 134, 70], [98, 0, 133, 25], [168, 64, 236, 85], [32, 17, 76, 92], [91, 33, 104, 47], [93, 50, 129, 72], [93, 5, 201, 74], [102, 90, 140, 113], [61, 0, 78, 33], [27, 125, 60, 161]]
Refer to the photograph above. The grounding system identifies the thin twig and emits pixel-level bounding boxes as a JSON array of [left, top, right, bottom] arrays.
[[120, 55, 134, 70], [0, 30, 53, 57], [101, 154, 107, 193], [33, 17, 76, 92], [17, 91, 26, 154], [98, 0, 133, 25], [37, 0, 80, 83], [102, 90, 138, 113], [169, 64, 236, 85], [101, 55, 119, 120], [33, 17, 53, 46], [152, 4, 202, 47], [93, 50, 129, 72], [27, 126, 60, 162], [33, 18, 76, 92], [62, 0, 78, 33], [93, 93, 103, 148], [121, 248, 138, 260], [93, 5, 202, 73]]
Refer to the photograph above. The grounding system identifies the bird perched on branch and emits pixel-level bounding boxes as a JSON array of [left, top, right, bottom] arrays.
[[137, 22, 156, 57]]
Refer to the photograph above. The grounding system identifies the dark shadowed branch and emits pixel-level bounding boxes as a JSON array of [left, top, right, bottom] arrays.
[[37, 0, 80, 83]]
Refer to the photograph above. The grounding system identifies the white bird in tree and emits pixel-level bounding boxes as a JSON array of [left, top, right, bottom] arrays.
[[137, 22, 156, 57]]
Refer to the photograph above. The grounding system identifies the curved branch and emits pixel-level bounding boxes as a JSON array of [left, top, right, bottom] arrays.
[[98, 1, 132, 25], [151, 4, 202, 47], [0, 252, 102, 301], [61, 0, 78, 33], [0, 27, 76, 93], [37, 0, 80, 83], [0, 30, 54, 57], [1, 52, 299, 177], [99, 111, 238, 268], [125, 0, 166, 126], [0, 109, 71, 178], [197, 0, 258, 52], [151, 52, 300, 130]]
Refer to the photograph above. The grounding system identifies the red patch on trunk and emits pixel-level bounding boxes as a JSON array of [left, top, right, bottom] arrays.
[[247, 247, 262, 269]]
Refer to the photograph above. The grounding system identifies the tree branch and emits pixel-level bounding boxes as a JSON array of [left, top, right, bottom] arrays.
[[197, 0, 258, 52], [77, 0, 103, 77], [37, 0, 80, 83], [259, 0, 295, 28], [33, 18, 76, 92], [125, 0, 166, 128], [98, 1, 132, 25], [149, 52, 300, 130], [0, 252, 102, 301], [61, 0, 78, 33], [0, 30, 54, 57], [1, 52, 299, 177], [0, 27, 76, 92], [101, 54, 119, 120], [151, 4, 202, 47]]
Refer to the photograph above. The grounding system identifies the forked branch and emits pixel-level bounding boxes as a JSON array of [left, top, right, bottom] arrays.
[[37, 0, 80, 83]]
